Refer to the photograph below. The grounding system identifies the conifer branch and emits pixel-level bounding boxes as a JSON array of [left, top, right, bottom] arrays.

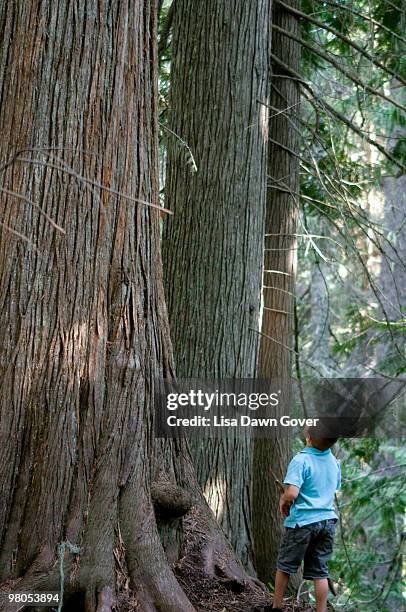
[[271, 53, 406, 171], [316, 0, 406, 45], [272, 25, 406, 113], [276, 0, 406, 87]]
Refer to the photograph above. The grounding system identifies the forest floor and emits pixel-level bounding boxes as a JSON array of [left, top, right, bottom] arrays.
[[171, 509, 318, 612], [112, 506, 328, 611]]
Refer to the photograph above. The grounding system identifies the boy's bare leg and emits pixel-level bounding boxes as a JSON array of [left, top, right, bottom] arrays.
[[272, 569, 290, 608], [314, 578, 328, 612]]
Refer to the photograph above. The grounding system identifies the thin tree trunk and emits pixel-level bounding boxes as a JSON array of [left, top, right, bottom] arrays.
[[252, 0, 301, 586], [162, 0, 270, 572]]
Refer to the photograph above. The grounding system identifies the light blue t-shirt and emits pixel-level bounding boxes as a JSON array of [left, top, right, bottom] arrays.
[[283, 446, 341, 527]]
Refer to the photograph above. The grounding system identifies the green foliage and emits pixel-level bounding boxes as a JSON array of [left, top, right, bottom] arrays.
[[294, 3, 406, 608], [296, 0, 406, 377], [330, 439, 406, 611]]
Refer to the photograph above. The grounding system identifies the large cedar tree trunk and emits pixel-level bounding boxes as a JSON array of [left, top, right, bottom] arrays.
[[162, 0, 270, 573], [252, 0, 301, 585], [0, 2, 196, 610]]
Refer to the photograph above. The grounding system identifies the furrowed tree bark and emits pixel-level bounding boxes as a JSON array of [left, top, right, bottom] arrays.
[[162, 0, 270, 573], [252, 0, 301, 586], [0, 2, 194, 610]]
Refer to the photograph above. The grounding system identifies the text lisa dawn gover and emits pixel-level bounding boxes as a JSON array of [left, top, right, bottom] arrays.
[[166, 415, 319, 427]]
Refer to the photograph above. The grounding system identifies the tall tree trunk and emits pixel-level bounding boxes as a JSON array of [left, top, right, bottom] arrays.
[[0, 2, 194, 610], [162, 0, 270, 572], [252, 0, 301, 586]]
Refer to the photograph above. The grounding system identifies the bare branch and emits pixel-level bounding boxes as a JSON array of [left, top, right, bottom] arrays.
[[159, 122, 198, 173], [14, 156, 173, 214], [263, 306, 293, 316], [0, 187, 66, 234], [250, 328, 297, 354], [0, 220, 37, 250], [258, 99, 301, 118], [263, 285, 297, 298]]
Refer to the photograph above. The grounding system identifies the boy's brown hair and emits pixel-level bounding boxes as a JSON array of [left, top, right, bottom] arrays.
[[304, 424, 338, 451]]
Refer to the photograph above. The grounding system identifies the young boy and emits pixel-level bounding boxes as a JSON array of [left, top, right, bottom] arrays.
[[271, 428, 340, 612]]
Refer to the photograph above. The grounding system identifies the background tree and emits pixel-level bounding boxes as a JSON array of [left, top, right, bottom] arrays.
[[252, 0, 302, 585], [162, 0, 270, 572]]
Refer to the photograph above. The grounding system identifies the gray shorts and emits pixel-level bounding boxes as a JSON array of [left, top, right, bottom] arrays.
[[277, 519, 337, 579]]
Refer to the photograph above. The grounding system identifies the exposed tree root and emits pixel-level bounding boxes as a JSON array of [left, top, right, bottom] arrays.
[[0, 449, 273, 612], [151, 482, 193, 518], [173, 506, 273, 611], [95, 586, 116, 612], [0, 546, 60, 611], [119, 474, 196, 612], [0, 487, 312, 612]]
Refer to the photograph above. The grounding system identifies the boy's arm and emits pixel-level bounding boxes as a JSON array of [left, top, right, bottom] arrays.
[[336, 461, 341, 490], [278, 454, 304, 517], [280, 484, 300, 517]]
